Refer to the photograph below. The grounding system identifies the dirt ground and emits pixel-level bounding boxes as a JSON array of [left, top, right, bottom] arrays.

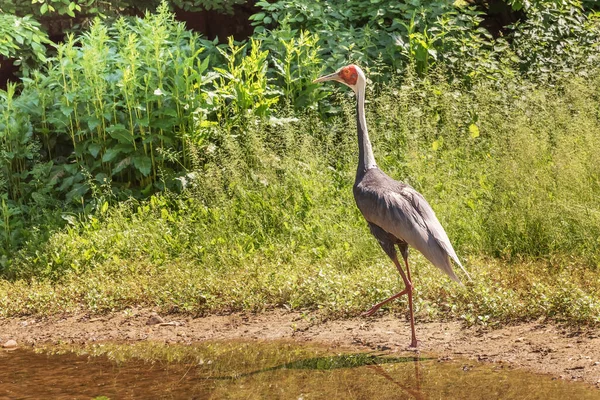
[[2, 309, 600, 388]]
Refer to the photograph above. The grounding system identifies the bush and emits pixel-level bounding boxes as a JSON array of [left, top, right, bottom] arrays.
[[251, 0, 506, 81], [509, 0, 600, 78], [0, 14, 50, 75], [0, 2, 332, 264]]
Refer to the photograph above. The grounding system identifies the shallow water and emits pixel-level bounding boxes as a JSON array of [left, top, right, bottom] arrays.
[[1, 341, 598, 399]]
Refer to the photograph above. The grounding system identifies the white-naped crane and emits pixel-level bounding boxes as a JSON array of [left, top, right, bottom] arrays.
[[314, 64, 470, 348]]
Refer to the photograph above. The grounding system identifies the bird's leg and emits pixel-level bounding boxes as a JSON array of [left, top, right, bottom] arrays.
[[400, 245, 412, 282], [401, 256, 418, 348], [364, 225, 410, 317], [398, 243, 418, 348], [361, 287, 410, 317], [363, 225, 418, 347], [362, 254, 418, 347]]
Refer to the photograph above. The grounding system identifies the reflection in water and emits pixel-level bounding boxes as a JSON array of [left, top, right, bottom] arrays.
[[367, 362, 425, 400], [1, 341, 598, 400], [205, 352, 430, 399], [209, 353, 429, 379]]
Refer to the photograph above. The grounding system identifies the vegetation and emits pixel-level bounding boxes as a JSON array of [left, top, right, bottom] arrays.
[[1, 0, 600, 327], [0, 13, 51, 74], [1, 0, 246, 18]]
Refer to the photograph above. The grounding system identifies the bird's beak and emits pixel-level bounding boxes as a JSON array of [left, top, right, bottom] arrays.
[[313, 71, 340, 84]]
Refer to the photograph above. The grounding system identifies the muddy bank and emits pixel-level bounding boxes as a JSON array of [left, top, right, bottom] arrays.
[[1, 309, 600, 388]]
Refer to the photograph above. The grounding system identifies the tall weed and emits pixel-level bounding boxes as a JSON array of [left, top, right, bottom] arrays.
[[9, 69, 600, 280]]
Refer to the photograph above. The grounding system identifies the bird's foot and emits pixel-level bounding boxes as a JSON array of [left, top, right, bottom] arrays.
[[406, 339, 420, 351], [361, 306, 380, 317]]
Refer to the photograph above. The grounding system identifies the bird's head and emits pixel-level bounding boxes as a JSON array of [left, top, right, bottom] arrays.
[[313, 64, 366, 94]]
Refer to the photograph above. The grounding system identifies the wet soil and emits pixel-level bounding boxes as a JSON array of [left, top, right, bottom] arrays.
[[2, 309, 600, 388]]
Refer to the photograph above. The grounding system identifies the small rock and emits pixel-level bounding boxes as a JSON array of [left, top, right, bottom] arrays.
[[515, 337, 524, 343], [146, 314, 164, 326], [2, 339, 17, 349]]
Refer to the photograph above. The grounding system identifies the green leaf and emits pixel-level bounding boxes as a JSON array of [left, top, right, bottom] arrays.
[[87, 117, 101, 132], [60, 104, 73, 117], [62, 214, 77, 226], [40, 3, 48, 14], [161, 108, 179, 118], [58, 175, 75, 191], [95, 172, 108, 183], [102, 148, 121, 163], [469, 123, 480, 138], [198, 55, 210, 75], [133, 155, 152, 176], [112, 156, 131, 175], [66, 183, 89, 203], [13, 34, 24, 45], [106, 124, 133, 144], [88, 142, 102, 158]]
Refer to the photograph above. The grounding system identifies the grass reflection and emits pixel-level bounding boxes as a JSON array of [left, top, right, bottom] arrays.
[[209, 353, 429, 379], [25, 340, 600, 400]]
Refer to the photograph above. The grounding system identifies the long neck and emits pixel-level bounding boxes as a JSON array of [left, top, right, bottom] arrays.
[[356, 83, 376, 179]]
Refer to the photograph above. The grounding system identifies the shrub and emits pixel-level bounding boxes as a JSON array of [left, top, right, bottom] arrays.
[[0, 14, 51, 76], [509, 0, 600, 78]]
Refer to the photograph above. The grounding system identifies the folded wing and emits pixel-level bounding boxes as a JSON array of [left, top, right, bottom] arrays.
[[356, 179, 470, 283]]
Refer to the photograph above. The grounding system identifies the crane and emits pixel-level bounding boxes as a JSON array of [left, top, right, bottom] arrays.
[[314, 64, 470, 348]]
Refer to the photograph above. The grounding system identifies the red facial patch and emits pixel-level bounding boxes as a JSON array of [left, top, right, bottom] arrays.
[[339, 65, 358, 85]]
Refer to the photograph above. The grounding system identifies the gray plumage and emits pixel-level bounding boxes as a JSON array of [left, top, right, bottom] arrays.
[[354, 167, 470, 283], [314, 64, 469, 347]]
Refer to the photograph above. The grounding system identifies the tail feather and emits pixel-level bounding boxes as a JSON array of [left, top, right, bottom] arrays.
[[437, 254, 461, 283], [416, 239, 470, 284], [447, 252, 472, 283]]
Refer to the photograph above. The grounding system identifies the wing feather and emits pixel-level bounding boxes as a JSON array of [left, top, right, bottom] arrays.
[[404, 189, 472, 282], [354, 173, 470, 283]]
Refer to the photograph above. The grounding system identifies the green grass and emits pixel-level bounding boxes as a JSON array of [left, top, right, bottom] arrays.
[[2, 70, 600, 326], [3, 252, 600, 326]]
